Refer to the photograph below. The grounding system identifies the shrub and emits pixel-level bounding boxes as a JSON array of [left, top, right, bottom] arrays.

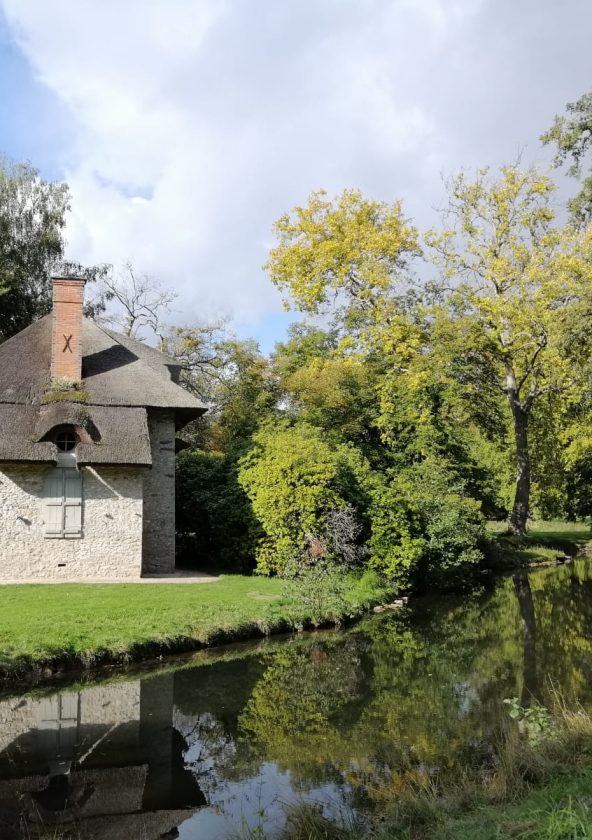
[[238, 422, 485, 587], [238, 423, 360, 575], [397, 458, 485, 589]]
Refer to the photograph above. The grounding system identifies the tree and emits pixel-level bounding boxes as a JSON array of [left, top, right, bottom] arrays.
[[176, 448, 259, 571], [265, 188, 420, 346], [427, 165, 592, 535], [96, 262, 177, 341], [542, 91, 592, 226], [0, 159, 70, 339], [264, 188, 490, 579]]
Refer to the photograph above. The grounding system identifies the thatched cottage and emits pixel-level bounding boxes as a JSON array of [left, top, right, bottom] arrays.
[[0, 277, 205, 580]]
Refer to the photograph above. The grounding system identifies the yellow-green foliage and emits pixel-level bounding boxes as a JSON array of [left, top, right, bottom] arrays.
[[427, 166, 592, 415], [238, 423, 355, 575], [285, 356, 377, 442], [265, 188, 419, 316]]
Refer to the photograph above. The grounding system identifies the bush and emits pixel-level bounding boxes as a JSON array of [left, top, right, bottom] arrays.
[[238, 423, 365, 575], [237, 422, 485, 588], [398, 458, 485, 589]]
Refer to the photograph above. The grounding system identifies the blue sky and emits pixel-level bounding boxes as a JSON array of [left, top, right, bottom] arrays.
[[0, 0, 590, 352]]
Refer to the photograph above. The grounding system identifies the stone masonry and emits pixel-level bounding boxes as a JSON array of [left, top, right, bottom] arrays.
[[141, 409, 176, 574], [0, 464, 144, 579]]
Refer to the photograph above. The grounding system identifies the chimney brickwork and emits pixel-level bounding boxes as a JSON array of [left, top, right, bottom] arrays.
[[51, 278, 86, 382]]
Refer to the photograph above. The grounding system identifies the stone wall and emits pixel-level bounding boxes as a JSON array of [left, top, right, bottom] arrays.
[[0, 463, 143, 580], [142, 410, 176, 574]]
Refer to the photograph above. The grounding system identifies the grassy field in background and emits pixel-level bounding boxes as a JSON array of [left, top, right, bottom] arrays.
[[487, 519, 592, 567], [0, 571, 389, 681]]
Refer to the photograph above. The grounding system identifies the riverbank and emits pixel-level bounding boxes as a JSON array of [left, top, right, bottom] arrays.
[[486, 519, 591, 569], [1, 520, 588, 692], [245, 695, 592, 840], [0, 570, 392, 689], [257, 768, 592, 839]]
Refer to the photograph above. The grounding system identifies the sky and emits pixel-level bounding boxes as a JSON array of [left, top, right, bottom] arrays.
[[0, 0, 590, 351]]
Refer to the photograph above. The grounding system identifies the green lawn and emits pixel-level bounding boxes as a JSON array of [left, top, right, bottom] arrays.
[[0, 571, 389, 682]]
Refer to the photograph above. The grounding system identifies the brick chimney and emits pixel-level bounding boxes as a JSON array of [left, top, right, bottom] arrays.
[[50, 277, 86, 382]]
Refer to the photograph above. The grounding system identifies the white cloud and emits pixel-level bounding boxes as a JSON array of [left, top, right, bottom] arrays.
[[0, 0, 590, 338]]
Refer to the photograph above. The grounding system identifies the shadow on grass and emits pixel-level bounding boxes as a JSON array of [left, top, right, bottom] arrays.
[[484, 520, 591, 572]]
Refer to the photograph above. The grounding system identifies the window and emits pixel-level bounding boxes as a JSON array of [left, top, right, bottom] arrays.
[[42, 468, 83, 538], [54, 427, 78, 452]]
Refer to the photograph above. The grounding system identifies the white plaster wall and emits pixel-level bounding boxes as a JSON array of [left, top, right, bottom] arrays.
[[0, 463, 144, 579], [142, 410, 176, 574]]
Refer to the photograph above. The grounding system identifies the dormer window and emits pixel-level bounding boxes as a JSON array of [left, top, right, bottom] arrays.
[[54, 427, 78, 452]]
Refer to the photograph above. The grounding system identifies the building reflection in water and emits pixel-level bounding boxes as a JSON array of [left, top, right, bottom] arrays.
[[0, 672, 205, 840]]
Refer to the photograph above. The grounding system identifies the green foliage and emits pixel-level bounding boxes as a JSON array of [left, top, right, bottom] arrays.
[[284, 356, 378, 449], [41, 389, 89, 404], [176, 449, 259, 572], [265, 188, 419, 324], [0, 159, 69, 339], [397, 459, 485, 587], [42, 376, 89, 404], [565, 451, 592, 520], [281, 559, 353, 626], [363, 459, 485, 587], [273, 322, 339, 379], [427, 165, 592, 533], [542, 90, 592, 227], [238, 422, 361, 575], [237, 418, 485, 587], [504, 697, 554, 746]]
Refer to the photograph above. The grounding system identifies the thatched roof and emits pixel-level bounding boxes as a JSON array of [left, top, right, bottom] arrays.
[[0, 316, 203, 464], [0, 316, 206, 414], [0, 405, 55, 463], [0, 403, 152, 465]]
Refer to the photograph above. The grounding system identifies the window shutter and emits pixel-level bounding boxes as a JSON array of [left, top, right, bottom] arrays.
[[63, 470, 83, 537], [43, 472, 65, 537], [42, 469, 83, 538]]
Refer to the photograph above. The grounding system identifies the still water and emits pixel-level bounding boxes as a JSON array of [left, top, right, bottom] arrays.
[[2, 559, 592, 839]]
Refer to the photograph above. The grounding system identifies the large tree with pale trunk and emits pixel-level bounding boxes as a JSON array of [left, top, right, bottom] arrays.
[[427, 165, 592, 535]]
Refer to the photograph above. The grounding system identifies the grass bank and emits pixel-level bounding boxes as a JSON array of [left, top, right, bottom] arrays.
[[0, 571, 391, 688], [238, 693, 592, 840], [255, 770, 592, 840], [426, 768, 592, 839], [486, 519, 591, 569]]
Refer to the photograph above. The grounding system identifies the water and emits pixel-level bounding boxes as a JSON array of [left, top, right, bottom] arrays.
[[2, 559, 592, 839]]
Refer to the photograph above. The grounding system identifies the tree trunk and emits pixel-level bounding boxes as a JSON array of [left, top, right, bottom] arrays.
[[509, 398, 531, 536]]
